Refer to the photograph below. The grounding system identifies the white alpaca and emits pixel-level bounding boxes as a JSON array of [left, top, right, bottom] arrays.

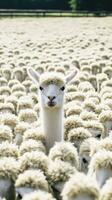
[[27, 68, 77, 152]]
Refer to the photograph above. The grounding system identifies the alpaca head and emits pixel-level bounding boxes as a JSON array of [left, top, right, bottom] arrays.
[[27, 68, 77, 109], [88, 150, 112, 188]]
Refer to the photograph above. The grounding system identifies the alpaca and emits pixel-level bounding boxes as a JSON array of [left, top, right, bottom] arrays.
[[0, 157, 19, 200], [61, 172, 99, 200], [27, 68, 77, 152], [88, 150, 112, 188]]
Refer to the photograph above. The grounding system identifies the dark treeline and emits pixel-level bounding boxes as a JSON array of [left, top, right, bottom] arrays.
[[70, 0, 112, 11], [0, 0, 70, 9], [0, 0, 112, 11]]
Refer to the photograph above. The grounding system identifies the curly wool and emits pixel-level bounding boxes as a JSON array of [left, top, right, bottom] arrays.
[[39, 72, 65, 86], [0, 124, 13, 142], [19, 109, 37, 123], [100, 178, 112, 200], [78, 81, 94, 93], [47, 160, 76, 185], [13, 91, 26, 99], [22, 190, 56, 200], [104, 99, 112, 110], [89, 150, 112, 175], [83, 120, 104, 133], [66, 106, 82, 117], [99, 137, 112, 152], [17, 96, 33, 112], [65, 92, 85, 103], [49, 142, 79, 168], [64, 116, 83, 140], [0, 77, 7, 86], [68, 127, 92, 142], [28, 93, 38, 105], [11, 84, 25, 93], [0, 157, 19, 181], [79, 138, 99, 156], [2, 67, 11, 80], [15, 169, 49, 192], [19, 151, 49, 173], [5, 95, 18, 110], [64, 101, 81, 113], [62, 172, 99, 200], [0, 86, 11, 96], [14, 122, 30, 136], [8, 79, 19, 88], [1, 113, 18, 130], [23, 127, 45, 144], [97, 73, 108, 82], [20, 139, 46, 155], [66, 85, 77, 93], [23, 80, 32, 88], [0, 141, 19, 158], [86, 91, 100, 100], [30, 84, 38, 93], [101, 80, 112, 88], [0, 102, 15, 114], [80, 111, 98, 121], [99, 110, 112, 123], [100, 86, 112, 97], [82, 99, 97, 112]]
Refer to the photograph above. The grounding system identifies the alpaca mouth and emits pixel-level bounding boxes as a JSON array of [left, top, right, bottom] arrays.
[[48, 101, 56, 107]]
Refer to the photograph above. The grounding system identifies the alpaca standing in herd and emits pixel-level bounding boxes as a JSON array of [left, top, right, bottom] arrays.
[[27, 68, 77, 152]]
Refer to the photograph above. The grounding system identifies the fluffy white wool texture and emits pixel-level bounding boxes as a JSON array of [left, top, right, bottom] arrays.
[[49, 141, 79, 168], [0, 157, 19, 181], [23, 127, 45, 144], [15, 169, 49, 192], [0, 141, 19, 158], [19, 151, 49, 173], [89, 150, 112, 175], [39, 72, 65, 86], [0, 124, 13, 141], [20, 139, 46, 155], [100, 178, 112, 200], [62, 172, 99, 199], [47, 160, 76, 185]]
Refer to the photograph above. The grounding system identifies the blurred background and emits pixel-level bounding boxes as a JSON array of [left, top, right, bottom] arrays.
[[0, 0, 112, 11]]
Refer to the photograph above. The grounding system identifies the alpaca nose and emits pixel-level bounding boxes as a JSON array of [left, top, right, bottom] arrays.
[[48, 96, 56, 101]]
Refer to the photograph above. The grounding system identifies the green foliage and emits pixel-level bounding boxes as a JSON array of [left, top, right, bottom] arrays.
[[69, 0, 77, 11]]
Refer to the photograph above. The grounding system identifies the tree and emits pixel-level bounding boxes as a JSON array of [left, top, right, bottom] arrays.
[[69, 0, 77, 10]]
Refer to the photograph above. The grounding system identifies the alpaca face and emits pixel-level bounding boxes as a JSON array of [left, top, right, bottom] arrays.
[[16, 187, 34, 199], [95, 167, 112, 188], [73, 194, 95, 200], [39, 83, 65, 108], [27, 68, 78, 109], [79, 153, 90, 173]]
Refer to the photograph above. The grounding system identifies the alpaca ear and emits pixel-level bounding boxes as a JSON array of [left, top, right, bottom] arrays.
[[27, 67, 40, 83], [66, 69, 78, 84]]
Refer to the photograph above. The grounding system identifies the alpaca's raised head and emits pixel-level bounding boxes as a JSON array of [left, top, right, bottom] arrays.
[[27, 68, 78, 151], [27, 68, 77, 109]]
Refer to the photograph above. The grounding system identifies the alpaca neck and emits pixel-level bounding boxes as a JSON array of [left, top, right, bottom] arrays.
[[41, 107, 63, 152], [72, 195, 94, 200]]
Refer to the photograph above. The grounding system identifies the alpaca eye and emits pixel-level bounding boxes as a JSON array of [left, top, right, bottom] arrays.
[[82, 157, 88, 164], [17, 193, 22, 199], [39, 86, 44, 91], [96, 134, 101, 139], [60, 86, 65, 91]]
